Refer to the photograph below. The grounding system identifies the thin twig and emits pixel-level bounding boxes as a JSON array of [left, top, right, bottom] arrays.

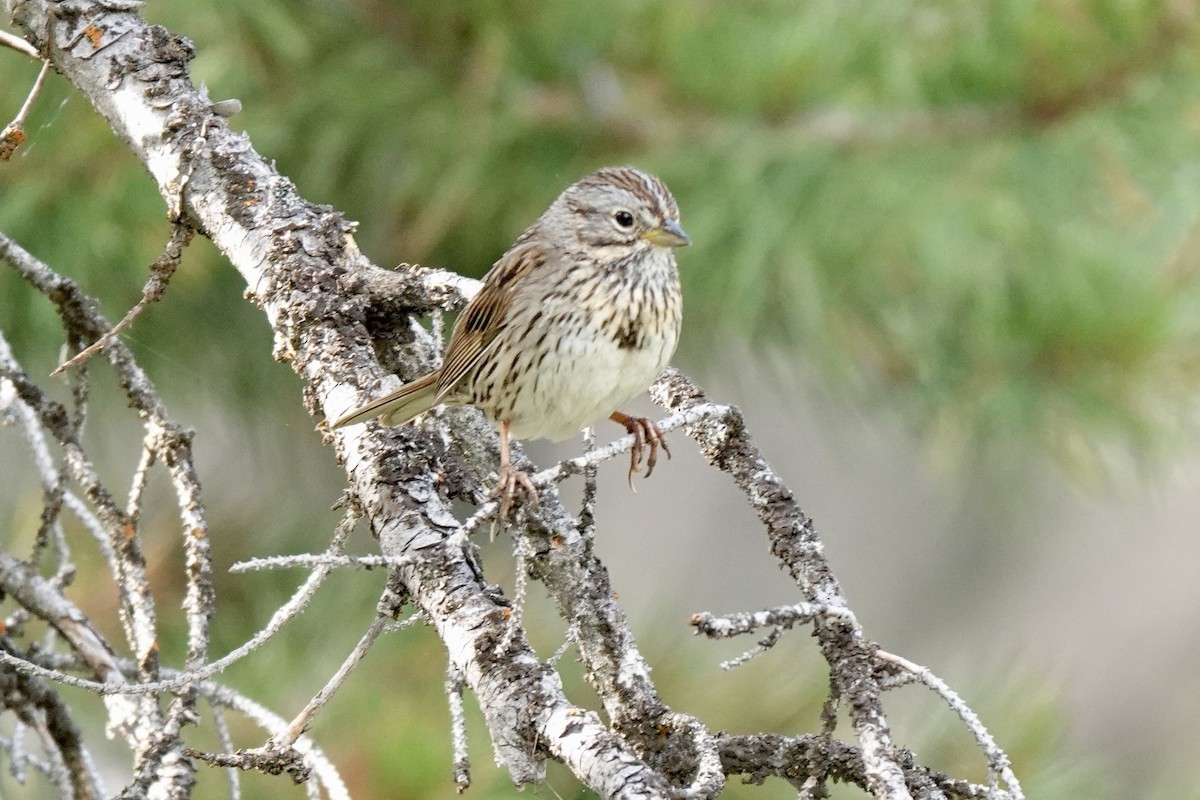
[[719, 627, 784, 671], [0, 57, 50, 160], [12, 59, 51, 126], [690, 603, 856, 638], [876, 650, 1023, 799], [445, 664, 471, 792], [0, 29, 40, 58], [500, 533, 532, 655], [0, 513, 361, 699], [4, 360, 113, 565], [210, 704, 242, 800], [0, 727, 40, 785], [52, 223, 194, 375], [458, 403, 727, 535], [4, 370, 80, 582], [229, 553, 416, 573], [126, 439, 156, 527], [547, 622, 577, 668], [652, 369, 914, 800], [3, 231, 220, 791], [578, 426, 599, 541], [274, 614, 391, 746], [28, 714, 74, 799], [0, 645, 107, 800], [0, 325, 160, 684], [690, 602, 857, 670]]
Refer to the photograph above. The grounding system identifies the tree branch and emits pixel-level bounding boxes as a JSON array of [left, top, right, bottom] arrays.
[[8, 1, 672, 793], [1, 3, 1023, 799]]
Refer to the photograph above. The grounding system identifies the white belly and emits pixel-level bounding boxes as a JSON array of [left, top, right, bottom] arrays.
[[506, 324, 677, 441]]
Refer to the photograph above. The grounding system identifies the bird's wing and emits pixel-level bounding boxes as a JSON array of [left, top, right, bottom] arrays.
[[435, 241, 546, 400]]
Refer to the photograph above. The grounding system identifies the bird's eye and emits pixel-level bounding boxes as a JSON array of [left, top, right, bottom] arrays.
[[612, 209, 635, 230]]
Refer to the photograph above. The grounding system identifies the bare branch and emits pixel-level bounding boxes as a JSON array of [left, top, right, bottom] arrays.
[[690, 603, 856, 638], [651, 369, 913, 799], [1, 58, 50, 160], [0, 2, 1027, 798], [445, 665, 471, 792], [52, 223, 193, 375], [209, 706, 242, 800], [0, 329, 160, 672], [3, 5, 686, 791], [186, 680, 349, 800], [229, 553, 416, 573], [876, 651, 1022, 798], [0, 553, 122, 685], [0, 641, 106, 799], [0, 28, 41, 58], [274, 614, 404, 746]]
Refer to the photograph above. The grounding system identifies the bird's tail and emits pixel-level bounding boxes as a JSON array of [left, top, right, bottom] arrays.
[[329, 372, 442, 429]]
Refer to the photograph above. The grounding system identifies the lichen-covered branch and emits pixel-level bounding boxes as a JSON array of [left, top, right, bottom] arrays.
[[1, 2, 1023, 799], [5, 0, 675, 794]]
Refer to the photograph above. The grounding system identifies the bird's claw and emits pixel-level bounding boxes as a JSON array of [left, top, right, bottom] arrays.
[[616, 415, 671, 488], [496, 465, 538, 521]]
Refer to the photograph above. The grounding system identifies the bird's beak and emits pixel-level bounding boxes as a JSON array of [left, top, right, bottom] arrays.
[[641, 219, 691, 249]]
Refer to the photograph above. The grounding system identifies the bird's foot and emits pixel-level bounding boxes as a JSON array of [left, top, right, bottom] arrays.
[[496, 465, 538, 521], [610, 412, 671, 488]]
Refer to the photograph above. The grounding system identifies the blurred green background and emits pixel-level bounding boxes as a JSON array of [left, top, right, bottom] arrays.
[[4, 1, 1200, 797]]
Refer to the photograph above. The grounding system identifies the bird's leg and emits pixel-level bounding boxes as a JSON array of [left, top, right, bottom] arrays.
[[610, 411, 671, 488], [497, 419, 538, 520]]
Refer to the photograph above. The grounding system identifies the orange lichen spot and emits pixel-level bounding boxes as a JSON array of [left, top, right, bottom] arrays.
[[611, 592, 620, 601], [83, 24, 104, 47], [122, 522, 137, 540], [500, 608, 512, 621], [0, 126, 27, 161], [190, 527, 207, 539], [550, 534, 565, 548]]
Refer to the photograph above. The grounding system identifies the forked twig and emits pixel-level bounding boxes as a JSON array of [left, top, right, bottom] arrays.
[[876, 650, 1022, 798]]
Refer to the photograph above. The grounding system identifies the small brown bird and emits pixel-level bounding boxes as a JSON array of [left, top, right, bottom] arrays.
[[332, 166, 689, 516]]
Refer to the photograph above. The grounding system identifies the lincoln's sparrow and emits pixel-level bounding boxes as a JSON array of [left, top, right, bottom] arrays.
[[331, 166, 689, 517]]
